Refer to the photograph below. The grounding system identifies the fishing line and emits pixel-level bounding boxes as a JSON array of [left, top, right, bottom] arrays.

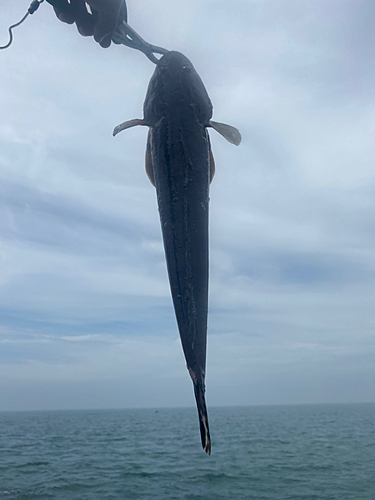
[[0, 0, 44, 50]]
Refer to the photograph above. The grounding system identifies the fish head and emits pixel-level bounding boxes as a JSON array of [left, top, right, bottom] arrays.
[[143, 51, 213, 126]]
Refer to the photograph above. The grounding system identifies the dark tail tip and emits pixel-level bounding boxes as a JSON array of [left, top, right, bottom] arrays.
[[193, 382, 211, 455]]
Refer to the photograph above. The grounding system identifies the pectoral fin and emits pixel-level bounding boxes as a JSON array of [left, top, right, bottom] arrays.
[[113, 118, 149, 137], [208, 120, 242, 146], [145, 130, 155, 187]]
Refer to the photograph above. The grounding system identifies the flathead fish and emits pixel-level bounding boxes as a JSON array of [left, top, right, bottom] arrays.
[[113, 51, 241, 454]]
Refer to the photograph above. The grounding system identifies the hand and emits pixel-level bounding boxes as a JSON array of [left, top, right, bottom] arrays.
[[47, 0, 127, 48]]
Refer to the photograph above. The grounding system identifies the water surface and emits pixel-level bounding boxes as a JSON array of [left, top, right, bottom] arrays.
[[0, 404, 374, 499]]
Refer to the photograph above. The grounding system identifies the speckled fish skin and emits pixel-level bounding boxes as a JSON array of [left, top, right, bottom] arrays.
[[144, 51, 212, 455]]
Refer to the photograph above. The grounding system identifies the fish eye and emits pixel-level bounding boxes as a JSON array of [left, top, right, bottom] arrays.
[[182, 65, 192, 74]]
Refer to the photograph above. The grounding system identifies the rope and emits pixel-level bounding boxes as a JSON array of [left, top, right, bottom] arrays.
[[0, 1, 44, 50], [0, 12, 30, 50]]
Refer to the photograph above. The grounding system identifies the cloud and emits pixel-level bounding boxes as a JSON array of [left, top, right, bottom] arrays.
[[0, 0, 374, 410]]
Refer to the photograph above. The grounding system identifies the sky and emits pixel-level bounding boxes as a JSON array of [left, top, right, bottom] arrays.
[[0, 0, 374, 412]]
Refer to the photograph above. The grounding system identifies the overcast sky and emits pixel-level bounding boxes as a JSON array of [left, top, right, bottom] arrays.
[[0, 0, 374, 412]]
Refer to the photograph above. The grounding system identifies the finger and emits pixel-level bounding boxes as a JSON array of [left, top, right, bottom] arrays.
[[87, 0, 126, 21], [99, 35, 112, 49], [70, 0, 95, 36], [46, 0, 75, 24], [90, 0, 124, 44]]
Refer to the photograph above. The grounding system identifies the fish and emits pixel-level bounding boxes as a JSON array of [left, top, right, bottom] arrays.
[[113, 51, 241, 455]]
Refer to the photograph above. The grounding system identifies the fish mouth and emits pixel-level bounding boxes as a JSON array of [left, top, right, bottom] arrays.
[[143, 51, 213, 126]]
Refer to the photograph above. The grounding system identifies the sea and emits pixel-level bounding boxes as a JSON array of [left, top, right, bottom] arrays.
[[0, 404, 374, 500]]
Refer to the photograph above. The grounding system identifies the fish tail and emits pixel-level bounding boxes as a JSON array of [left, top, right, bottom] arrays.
[[193, 381, 211, 455]]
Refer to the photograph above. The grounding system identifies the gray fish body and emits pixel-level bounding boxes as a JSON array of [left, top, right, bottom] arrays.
[[145, 52, 212, 454], [113, 51, 241, 455]]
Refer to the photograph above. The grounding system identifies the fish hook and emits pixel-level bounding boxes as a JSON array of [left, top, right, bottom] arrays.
[[0, 0, 44, 50]]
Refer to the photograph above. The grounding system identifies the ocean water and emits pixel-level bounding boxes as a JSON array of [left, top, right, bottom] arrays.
[[0, 404, 374, 500]]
